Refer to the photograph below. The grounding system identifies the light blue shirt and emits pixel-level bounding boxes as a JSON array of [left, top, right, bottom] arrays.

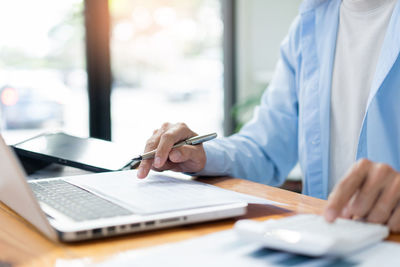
[[198, 0, 400, 199]]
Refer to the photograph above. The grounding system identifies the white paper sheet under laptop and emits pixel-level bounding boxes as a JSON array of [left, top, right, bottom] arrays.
[[0, 134, 283, 242]]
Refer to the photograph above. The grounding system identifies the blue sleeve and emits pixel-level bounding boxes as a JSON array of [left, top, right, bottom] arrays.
[[196, 17, 301, 187]]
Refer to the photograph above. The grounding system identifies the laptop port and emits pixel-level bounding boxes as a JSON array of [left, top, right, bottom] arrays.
[[145, 221, 155, 226], [93, 228, 102, 236], [130, 223, 140, 229], [107, 226, 116, 233], [76, 231, 87, 237], [160, 217, 180, 224], [119, 225, 126, 230]]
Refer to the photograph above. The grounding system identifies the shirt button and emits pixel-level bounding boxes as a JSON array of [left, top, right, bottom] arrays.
[[311, 139, 320, 145]]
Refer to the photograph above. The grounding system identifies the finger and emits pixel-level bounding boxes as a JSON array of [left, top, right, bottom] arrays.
[[137, 136, 159, 178], [169, 145, 199, 163], [144, 125, 170, 153], [170, 145, 206, 173], [340, 206, 351, 219], [324, 159, 373, 222], [340, 194, 358, 219], [154, 123, 196, 168], [152, 145, 205, 173], [140, 158, 181, 177], [388, 203, 400, 233], [137, 126, 170, 178], [153, 163, 185, 173], [367, 174, 400, 224], [137, 159, 154, 179], [349, 163, 393, 219], [151, 160, 177, 172]]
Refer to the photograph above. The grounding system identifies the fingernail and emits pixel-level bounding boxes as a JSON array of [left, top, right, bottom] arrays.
[[154, 157, 162, 168], [170, 150, 181, 161], [324, 209, 337, 222], [341, 207, 351, 218], [137, 168, 144, 178]]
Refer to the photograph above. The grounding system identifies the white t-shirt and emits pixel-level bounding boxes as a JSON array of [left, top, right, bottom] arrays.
[[329, 0, 396, 192]]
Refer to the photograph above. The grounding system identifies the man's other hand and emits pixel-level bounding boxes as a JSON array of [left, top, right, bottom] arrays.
[[324, 159, 400, 232]]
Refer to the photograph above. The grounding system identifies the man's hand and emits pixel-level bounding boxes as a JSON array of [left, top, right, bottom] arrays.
[[324, 159, 400, 232], [137, 122, 207, 179]]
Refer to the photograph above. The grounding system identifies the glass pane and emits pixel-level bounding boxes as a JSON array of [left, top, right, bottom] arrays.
[[0, 0, 88, 143], [110, 0, 223, 149]]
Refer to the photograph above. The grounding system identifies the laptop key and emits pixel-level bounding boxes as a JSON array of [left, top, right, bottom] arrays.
[[29, 180, 133, 222]]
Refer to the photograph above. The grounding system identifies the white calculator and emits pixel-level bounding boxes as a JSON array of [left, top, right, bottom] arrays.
[[234, 214, 389, 257]]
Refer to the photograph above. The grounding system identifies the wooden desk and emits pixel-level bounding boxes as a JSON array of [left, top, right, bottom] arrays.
[[1, 176, 399, 266]]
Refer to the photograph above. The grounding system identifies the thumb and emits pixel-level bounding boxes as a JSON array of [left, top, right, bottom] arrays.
[[168, 145, 201, 163]]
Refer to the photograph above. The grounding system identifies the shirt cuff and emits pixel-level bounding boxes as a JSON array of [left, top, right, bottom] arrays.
[[188, 141, 227, 177]]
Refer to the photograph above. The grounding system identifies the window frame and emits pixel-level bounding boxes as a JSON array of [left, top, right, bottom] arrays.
[[84, 0, 237, 140]]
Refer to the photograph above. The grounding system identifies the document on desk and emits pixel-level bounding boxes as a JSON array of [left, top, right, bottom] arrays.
[[65, 170, 285, 214], [92, 230, 400, 267]]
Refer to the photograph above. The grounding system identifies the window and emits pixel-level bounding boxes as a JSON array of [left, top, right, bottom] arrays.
[[110, 0, 224, 148], [0, 0, 88, 143]]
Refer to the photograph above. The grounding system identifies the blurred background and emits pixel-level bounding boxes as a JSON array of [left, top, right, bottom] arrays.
[[0, 0, 301, 153]]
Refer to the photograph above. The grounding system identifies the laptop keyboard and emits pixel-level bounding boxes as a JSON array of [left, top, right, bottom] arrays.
[[29, 179, 133, 222]]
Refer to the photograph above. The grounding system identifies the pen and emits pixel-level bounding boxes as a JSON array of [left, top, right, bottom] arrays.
[[123, 133, 217, 169]]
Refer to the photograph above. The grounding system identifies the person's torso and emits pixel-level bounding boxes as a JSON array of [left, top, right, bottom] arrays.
[[295, 0, 400, 198], [329, 0, 397, 191]]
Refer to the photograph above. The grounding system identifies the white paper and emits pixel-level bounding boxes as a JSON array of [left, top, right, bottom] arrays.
[[94, 229, 400, 267], [65, 170, 284, 214]]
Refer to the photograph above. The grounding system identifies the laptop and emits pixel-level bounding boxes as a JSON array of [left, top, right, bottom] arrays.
[[0, 135, 247, 242]]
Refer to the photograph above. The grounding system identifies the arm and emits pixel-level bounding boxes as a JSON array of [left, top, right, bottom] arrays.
[[196, 18, 301, 186], [137, 17, 301, 187]]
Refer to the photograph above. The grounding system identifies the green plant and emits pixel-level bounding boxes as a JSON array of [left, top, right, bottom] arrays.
[[231, 85, 267, 133]]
